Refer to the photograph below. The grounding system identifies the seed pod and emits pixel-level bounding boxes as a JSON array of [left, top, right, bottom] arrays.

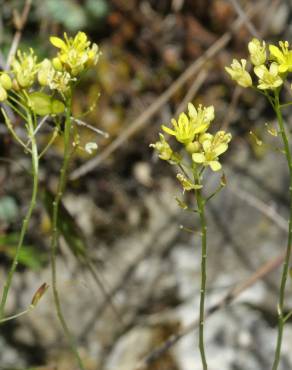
[[28, 92, 52, 115], [51, 99, 65, 114], [31, 282, 49, 307]]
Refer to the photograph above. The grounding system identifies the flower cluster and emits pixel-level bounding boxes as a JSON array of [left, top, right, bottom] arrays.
[[151, 103, 231, 191], [0, 32, 100, 116], [50, 32, 99, 76], [225, 38, 292, 91]]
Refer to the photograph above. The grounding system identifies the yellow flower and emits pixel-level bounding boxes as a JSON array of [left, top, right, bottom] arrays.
[[192, 131, 232, 171], [254, 62, 283, 90], [225, 59, 252, 88], [11, 49, 39, 88], [50, 32, 100, 76], [150, 133, 174, 161], [269, 41, 292, 73], [248, 38, 266, 66], [188, 103, 214, 132], [49, 71, 74, 93], [162, 104, 214, 145]]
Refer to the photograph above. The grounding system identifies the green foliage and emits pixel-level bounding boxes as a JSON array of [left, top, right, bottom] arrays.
[[0, 233, 46, 270], [42, 188, 87, 259]]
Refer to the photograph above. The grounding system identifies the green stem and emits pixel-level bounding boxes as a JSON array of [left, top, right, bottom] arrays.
[[50, 95, 85, 370], [271, 95, 292, 370], [196, 187, 208, 370], [0, 113, 39, 320], [284, 310, 292, 323], [279, 101, 292, 109], [0, 305, 34, 323]]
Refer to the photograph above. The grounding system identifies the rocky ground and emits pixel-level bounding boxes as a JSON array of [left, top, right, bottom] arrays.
[[1, 137, 292, 370]]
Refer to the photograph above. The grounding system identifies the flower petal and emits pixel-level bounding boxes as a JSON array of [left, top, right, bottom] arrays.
[[192, 153, 205, 163], [209, 161, 222, 171], [50, 36, 67, 50], [162, 125, 176, 136]]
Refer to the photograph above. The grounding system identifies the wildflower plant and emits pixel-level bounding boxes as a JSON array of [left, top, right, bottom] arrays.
[[0, 31, 100, 370], [226, 38, 292, 370], [151, 103, 231, 369]]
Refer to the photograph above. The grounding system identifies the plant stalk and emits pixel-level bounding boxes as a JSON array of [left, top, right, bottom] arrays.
[[0, 113, 39, 320], [50, 95, 85, 370], [196, 187, 208, 370], [271, 95, 292, 370]]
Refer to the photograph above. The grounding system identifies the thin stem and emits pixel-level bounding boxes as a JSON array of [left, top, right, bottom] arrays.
[[271, 95, 292, 370], [1, 107, 31, 152], [279, 101, 292, 109], [38, 128, 58, 159], [0, 305, 33, 323], [284, 310, 292, 323], [196, 186, 208, 370], [50, 95, 85, 370], [0, 113, 38, 319]]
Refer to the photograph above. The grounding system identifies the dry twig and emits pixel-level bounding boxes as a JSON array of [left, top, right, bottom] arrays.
[[5, 0, 32, 69]]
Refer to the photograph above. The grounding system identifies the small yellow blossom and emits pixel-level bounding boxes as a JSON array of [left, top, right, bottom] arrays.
[[50, 32, 100, 76], [162, 104, 214, 145], [48, 71, 74, 93], [192, 131, 231, 171], [254, 62, 283, 90], [162, 113, 195, 144], [248, 38, 266, 66], [150, 133, 174, 161], [269, 41, 292, 73], [38, 58, 74, 92], [225, 59, 252, 88], [11, 49, 39, 88], [188, 103, 214, 132]]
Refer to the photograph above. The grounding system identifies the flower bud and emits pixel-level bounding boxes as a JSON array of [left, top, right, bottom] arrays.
[[186, 141, 200, 153], [31, 283, 49, 307], [248, 38, 266, 66], [0, 73, 12, 90], [52, 57, 63, 71], [38, 59, 53, 86]]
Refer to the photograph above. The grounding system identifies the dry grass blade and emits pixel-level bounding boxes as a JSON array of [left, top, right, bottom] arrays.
[[5, 0, 32, 69]]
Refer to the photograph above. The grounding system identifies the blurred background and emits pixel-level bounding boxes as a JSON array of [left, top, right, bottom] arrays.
[[1, 0, 292, 369]]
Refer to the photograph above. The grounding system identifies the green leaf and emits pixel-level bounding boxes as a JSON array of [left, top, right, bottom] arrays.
[[0, 233, 46, 270], [42, 188, 87, 259]]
